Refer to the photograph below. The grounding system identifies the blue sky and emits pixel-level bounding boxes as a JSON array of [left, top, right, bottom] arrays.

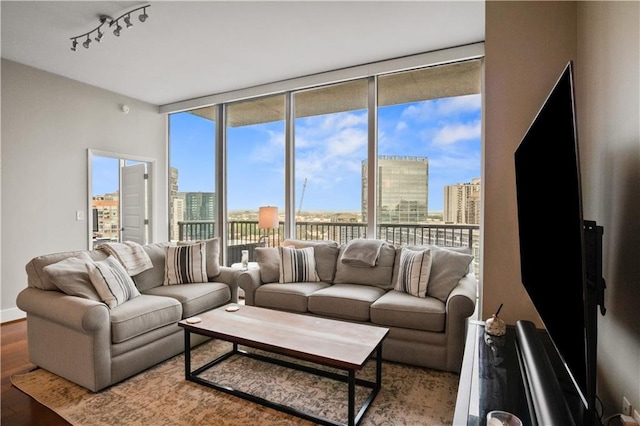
[[95, 94, 481, 212]]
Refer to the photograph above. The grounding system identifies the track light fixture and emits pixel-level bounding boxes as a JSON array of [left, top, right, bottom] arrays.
[[138, 7, 148, 23], [70, 5, 150, 52]]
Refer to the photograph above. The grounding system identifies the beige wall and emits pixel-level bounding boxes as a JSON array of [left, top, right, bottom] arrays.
[[484, 1, 577, 326], [576, 1, 640, 417], [1, 59, 167, 321], [485, 0, 640, 418]]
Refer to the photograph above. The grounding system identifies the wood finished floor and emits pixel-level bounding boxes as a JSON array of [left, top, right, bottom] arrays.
[[1, 319, 70, 425]]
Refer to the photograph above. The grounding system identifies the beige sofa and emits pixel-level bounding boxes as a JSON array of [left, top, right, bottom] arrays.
[[16, 240, 239, 392], [239, 239, 477, 373]]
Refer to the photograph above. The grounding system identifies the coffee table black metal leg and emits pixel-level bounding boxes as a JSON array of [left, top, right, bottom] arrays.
[[348, 370, 356, 426], [184, 330, 191, 380], [376, 343, 382, 389]]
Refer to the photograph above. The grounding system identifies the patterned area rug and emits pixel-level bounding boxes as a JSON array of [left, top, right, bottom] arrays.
[[11, 339, 459, 425]]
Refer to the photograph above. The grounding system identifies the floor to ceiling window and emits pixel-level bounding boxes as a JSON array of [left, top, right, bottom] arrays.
[[166, 46, 483, 270], [226, 95, 285, 263], [168, 106, 217, 243], [376, 60, 482, 272], [293, 79, 368, 242]]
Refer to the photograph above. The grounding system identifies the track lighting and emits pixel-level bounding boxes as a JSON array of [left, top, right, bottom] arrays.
[[69, 5, 150, 52], [138, 7, 148, 23]]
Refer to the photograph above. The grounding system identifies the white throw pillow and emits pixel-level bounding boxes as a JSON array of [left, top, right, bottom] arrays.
[[164, 242, 208, 285], [86, 256, 141, 309], [394, 247, 432, 298], [278, 246, 320, 283]]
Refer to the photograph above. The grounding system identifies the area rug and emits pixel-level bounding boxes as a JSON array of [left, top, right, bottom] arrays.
[[11, 339, 459, 425]]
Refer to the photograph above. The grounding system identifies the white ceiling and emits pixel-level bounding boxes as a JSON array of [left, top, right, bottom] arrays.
[[1, 1, 485, 107]]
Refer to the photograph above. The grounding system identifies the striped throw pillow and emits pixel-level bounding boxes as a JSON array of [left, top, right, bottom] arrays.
[[164, 242, 208, 285], [86, 256, 141, 309], [394, 247, 432, 298], [279, 246, 320, 283]]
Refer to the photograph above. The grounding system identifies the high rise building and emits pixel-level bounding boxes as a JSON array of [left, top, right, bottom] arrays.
[[362, 156, 429, 224], [175, 192, 216, 221], [443, 178, 481, 224], [169, 167, 180, 240], [92, 192, 119, 242]]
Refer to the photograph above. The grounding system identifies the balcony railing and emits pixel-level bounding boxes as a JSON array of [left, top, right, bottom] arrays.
[[178, 220, 481, 274]]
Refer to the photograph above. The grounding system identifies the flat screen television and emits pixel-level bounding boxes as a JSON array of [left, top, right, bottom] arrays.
[[514, 61, 605, 425]]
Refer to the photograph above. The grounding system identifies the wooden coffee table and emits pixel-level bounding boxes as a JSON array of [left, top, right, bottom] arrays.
[[178, 304, 389, 426]]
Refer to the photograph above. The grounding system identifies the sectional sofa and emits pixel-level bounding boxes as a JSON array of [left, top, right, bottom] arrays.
[[16, 239, 239, 392], [238, 238, 478, 373]]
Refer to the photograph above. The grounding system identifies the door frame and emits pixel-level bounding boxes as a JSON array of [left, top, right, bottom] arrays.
[[87, 149, 156, 250]]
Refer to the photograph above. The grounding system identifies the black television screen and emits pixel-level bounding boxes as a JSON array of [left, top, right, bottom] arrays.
[[514, 62, 591, 410]]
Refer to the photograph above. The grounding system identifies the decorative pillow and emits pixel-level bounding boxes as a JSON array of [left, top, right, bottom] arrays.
[[255, 247, 280, 283], [178, 238, 221, 279], [282, 239, 339, 283], [86, 256, 141, 309], [164, 242, 208, 285], [278, 246, 320, 283], [426, 247, 474, 302], [394, 247, 432, 298], [42, 253, 101, 300]]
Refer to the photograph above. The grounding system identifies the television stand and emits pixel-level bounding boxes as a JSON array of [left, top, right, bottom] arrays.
[[454, 321, 602, 426]]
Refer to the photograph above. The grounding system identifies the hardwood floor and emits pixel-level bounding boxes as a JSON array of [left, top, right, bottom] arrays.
[[1, 319, 70, 425]]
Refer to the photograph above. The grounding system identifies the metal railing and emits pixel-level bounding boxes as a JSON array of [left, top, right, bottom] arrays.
[[178, 220, 480, 274]]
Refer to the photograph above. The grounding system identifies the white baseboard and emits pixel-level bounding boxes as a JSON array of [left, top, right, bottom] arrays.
[[2, 307, 26, 323]]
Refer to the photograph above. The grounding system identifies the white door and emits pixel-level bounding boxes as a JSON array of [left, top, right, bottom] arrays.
[[121, 163, 148, 244]]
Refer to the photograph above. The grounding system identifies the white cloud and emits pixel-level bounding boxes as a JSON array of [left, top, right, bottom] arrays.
[[248, 129, 284, 162], [436, 94, 481, 115], [294, 111, 368, 188], [432, 120, 481, 146]]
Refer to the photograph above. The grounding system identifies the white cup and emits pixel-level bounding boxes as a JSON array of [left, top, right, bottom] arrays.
[[486, 410, 523, 426]]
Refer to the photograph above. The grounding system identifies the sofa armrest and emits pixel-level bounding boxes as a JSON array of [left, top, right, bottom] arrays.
[[237, 269, 262, 306], [446, 274, 477, 318], [16, 287, 110, 332], [16, 287, 113, 392], [443, 274, 478, 372], [211, 266, 242, 303]]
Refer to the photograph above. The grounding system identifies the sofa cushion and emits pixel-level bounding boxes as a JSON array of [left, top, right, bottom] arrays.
[[86, 256, 141, 309], [307, 283, 387, 322], [282, 240, 339, 283], [370, 290, 446, 332], [178, 238, 221, 279], [394, 247, 432, 298], [255, 247, 280, 283], [255, 282, 331, 313], [109, 294, 182, 344], [143, 282, 230, 318], [427, 247, 474, 302], [391, 245, 473, 302], [333, 242, 396, 289], [133, 242, 173, 292], [164, 242, 208, 285], [278, 246, 320, 283], [27, 249, 107, 291], [41, 253, 102, 300]]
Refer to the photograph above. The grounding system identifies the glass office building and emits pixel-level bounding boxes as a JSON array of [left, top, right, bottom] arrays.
[[362, 156, 429, 224]]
